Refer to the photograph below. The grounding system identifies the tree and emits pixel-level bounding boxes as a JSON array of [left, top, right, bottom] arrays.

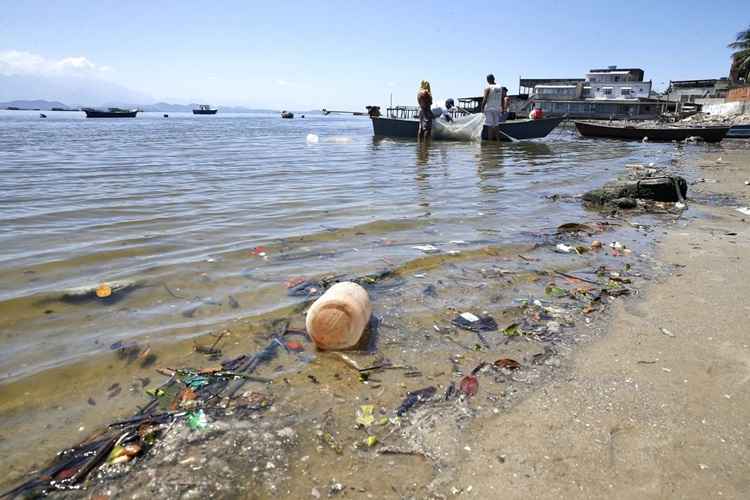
[[729, 26, 750, 81]]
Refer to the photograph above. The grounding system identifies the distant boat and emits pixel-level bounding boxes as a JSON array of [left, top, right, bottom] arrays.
[[193, 104, 218, 115], [39, 113, 47, 118], [574, 121, 729, 143], [281, 111, 294, 119], [82, 107, 138, 118]]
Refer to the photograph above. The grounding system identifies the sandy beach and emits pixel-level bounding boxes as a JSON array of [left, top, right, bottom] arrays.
[[454, 146, 750, 499]]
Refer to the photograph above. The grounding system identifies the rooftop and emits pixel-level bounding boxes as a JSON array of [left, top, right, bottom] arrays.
[[589, 67, 644, 73]]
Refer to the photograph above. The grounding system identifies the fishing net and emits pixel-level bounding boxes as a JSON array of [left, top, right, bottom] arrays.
[[432, 113, 485, 141]]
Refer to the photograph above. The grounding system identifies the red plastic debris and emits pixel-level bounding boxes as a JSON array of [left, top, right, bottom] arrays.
[[458, 375, 478, 397]]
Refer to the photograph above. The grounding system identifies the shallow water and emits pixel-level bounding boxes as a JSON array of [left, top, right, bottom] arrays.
[[6, 110, 734, 494], [0, 110, 694, 383]]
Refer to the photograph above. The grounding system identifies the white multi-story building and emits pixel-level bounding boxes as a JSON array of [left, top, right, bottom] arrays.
[[586, 67, 651, 100], [520, 66, 657, 119]]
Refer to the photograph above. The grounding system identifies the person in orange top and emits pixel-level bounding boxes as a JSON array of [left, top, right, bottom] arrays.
[[417, 80, 433, 141]]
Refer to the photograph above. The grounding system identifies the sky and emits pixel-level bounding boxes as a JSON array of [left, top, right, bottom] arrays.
[[0, 0, 747, 108]]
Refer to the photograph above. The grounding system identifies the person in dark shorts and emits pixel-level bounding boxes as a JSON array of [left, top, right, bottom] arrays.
[[417, 80, 433, 141]]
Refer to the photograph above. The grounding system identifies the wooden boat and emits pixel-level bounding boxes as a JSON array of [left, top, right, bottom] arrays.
[[193, 104, 217, 115], [281, 111, 294, 119], [371, 116, 564, 141], [82, 108, 138, 118], [575, 120, 729, 143], [727, 124, 750, 139]]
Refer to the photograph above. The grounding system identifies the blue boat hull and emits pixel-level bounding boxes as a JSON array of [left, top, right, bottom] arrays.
[[727, 124, 750, 138], [371, 116, 564, 141]]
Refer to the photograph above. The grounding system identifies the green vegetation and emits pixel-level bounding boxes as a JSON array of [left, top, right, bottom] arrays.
[[729, 25, 750, 81]]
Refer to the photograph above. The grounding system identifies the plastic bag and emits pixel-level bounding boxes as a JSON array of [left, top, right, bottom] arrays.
[[432, 113, 485, 141]]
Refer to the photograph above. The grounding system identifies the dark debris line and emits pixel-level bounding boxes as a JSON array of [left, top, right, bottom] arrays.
[[1, 331, 290, 498]]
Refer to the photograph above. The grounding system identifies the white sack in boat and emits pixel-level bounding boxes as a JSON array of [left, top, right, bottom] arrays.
[[432, 113, 485, 141]]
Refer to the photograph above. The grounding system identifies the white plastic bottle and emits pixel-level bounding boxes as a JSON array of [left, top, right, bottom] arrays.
[[305, 282, 372, 350]]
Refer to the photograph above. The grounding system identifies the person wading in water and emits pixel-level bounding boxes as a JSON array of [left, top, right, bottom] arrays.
[[417, 80, 433, 141], [481, 74, 504, 141]]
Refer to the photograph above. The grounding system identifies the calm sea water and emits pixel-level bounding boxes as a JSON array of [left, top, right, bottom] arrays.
[[0, 110, 681, 383]]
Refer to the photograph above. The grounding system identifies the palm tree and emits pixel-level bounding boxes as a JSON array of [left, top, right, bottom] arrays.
[[729, 26, 750, 81]]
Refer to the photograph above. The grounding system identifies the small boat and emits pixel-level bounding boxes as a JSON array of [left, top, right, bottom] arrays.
[[82, 107, 138, 118], [575, 120, 729, 143], [727, 124, 750, 139], [281, 111, 294, 119], [39, 113, 47, 118], [193, 104, 217, 115], [371, 116, 564, 141]]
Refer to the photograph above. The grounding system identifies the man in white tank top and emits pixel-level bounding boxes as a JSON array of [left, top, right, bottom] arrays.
[[481, 74, 504, 140]]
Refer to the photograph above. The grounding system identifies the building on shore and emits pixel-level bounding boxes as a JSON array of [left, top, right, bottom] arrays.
[[666, 79, 731, 103], [519, 66, 659, 119]]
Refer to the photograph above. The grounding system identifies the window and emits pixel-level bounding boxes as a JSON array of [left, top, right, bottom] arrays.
[[602, 88, 613, 96], [621, 88, 632, 96]]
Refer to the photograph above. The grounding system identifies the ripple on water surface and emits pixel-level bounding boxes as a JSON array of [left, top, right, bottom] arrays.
[[0, 111, 691, 382]]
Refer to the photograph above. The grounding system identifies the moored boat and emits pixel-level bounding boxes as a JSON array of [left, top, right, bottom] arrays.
[[82, 108, 139, 118], [281, 111, 294, 119], [371, 115, 564, 141], [727, 124, 750, 139], [193, 104, 218, 115], [575, 120, 729, 143]]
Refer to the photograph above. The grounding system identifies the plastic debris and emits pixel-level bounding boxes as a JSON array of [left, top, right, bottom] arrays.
[[458, 375, 478, 397], [396, 386, 436, 416], [96, 283, 112, 298], [545, 283, 568, 298], [660, 327, 675, 337], [355, 405, 375, 427], [286, 341, 304, 351], [555, 243, 574, 253], [452, 313, 498, 332], [412, 244, 439, 253], [502, 323, 522, 336], [736, 207, 750, 216], [365, 436, 378, 447], [494, 358, 521, 370], [186, 409, 207, 430], [306, 133, 319, 143], [306, 282, 371, 350]]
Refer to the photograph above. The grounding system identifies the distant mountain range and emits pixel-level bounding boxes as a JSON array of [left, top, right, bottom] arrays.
[[0, 99, 283, 113]]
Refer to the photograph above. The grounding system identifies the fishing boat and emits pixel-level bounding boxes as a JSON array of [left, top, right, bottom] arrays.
[[82, 107, 139, 118], [371, 115, 564, 141], [727, 124, 750, 139], [193, 104, 217, 115], [574, 120, 730, 143], [281, 111, 294, 119]]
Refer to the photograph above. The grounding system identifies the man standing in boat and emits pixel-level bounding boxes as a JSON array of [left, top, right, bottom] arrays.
[[417, 80, 433, 141], [481, 74, 504, 141]]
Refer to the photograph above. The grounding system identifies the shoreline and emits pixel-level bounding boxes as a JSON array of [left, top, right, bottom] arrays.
[[3, 141, 748, 498], [455, 146, 750, 498]]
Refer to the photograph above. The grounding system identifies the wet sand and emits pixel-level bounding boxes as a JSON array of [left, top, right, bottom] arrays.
[[458, 147, 750, 498]]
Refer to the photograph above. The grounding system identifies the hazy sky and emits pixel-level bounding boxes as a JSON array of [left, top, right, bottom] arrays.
[[1, 0, 747, 108]]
